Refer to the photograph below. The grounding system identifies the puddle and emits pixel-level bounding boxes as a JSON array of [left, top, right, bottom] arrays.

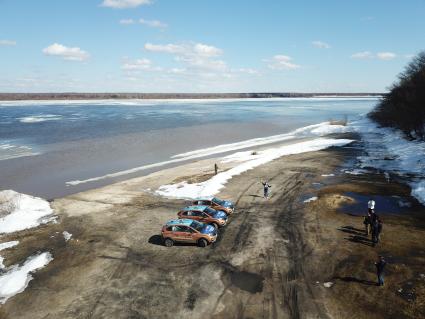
[[312, 182, 323, 189], [339, 192, 411, 216], [229, 270, 264, 293]]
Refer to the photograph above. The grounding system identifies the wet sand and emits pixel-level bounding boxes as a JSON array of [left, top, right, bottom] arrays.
[[0, 136, 424, 318]]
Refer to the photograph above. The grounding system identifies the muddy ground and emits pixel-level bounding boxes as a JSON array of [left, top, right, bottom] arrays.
[[0, 142, 424, 319]]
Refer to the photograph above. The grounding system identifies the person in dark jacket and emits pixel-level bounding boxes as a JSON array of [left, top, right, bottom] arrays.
[[375, 255, 386, 286], [262, 181, 271, 199]]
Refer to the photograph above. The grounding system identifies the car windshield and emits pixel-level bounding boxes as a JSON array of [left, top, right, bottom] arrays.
[[205, 207, 217, 215], [190, 221, 204, 231], [212, 197, 225, 205]]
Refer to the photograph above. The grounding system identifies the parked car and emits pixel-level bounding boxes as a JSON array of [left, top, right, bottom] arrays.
[[177, 205, 228, 228], [191, 197, 235, 215], [161, 219, 217, 247]]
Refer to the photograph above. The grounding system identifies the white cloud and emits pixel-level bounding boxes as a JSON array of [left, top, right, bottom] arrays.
[[350, 51, 374, 59], [144, 42, 226, 71], [312, 40, 330, 49], [42, 43, 89, 61], [0, 40, 16, 46], [122, 58, 153, 70], [144, 43, 185, 54], [193, 43, 222, 57], [267, 55, 300, 70], [119, 19, 135, 25], [101, 0, 150, 9], [350, 51, 397, 60], [376, 52, 396, 60], [139, 18, 167, 28]]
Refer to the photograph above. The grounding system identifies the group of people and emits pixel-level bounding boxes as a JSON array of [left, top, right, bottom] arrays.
[[363, 199, 384, 246], [364, 199, 387, 286]]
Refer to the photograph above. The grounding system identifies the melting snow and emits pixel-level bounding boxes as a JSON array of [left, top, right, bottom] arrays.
[[63, 231, 72, 242], [349, 117, 425, 205], [156, 138, 353, 199], [0, 252, 53, 304], [0, 190, 55, 234], [303, 196, 318, 203]]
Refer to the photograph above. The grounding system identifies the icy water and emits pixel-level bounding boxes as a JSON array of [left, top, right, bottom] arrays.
[[0, 97, 378, 198]]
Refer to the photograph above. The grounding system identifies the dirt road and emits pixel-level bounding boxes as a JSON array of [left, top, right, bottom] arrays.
[[1, 144, 424, 318]]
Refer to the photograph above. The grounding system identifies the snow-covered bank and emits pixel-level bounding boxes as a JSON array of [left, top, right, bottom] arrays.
[[156, 138, 353, 199], [349, 117, 425, 205], [0, 190, 55, 234], [0, 252, 53, 304], [67, 121, 350, 186]]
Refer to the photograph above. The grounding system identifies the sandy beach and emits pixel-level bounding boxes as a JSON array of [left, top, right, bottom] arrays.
[[0, 132, 423, 319]]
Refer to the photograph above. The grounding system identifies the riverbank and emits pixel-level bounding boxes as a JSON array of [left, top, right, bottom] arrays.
[[0, 135, 424, 318]]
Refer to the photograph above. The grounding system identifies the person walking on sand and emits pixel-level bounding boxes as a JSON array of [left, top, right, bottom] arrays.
[[375, 256, 386, 286], [368, 198, 376, 214], [214, 163, 218, 175], [262, 181, 271, 199]]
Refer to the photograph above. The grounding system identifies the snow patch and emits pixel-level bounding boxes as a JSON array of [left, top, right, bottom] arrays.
[[63, 231, 72, 242], [323, 282, 334, 288], [0, 190, 55, 234], [156, 138, 353, 199], [349, 117, 425, 205], [303, 196, 318, 203], [0, 252, 53, 304]]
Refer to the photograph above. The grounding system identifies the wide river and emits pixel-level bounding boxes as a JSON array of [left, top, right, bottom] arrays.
[[0, 97, 378, 198]]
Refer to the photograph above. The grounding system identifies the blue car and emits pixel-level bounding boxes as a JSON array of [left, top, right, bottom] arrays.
[[177, 205, 228, 228]]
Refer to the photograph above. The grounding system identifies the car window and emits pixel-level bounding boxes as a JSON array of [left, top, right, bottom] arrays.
[[205, 207, 216, 215], [166, 226, 173, 231], [181, 211, 188, 216], [173, 225, 188, 232]]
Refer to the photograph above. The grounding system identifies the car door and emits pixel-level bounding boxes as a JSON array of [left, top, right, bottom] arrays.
[[179, 226, 194, 242]]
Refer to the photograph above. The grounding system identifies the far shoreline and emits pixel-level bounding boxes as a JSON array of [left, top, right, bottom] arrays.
[[0, 92, 384, 101]]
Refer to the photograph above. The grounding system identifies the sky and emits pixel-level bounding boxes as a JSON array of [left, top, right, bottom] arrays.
[[0, 0, 424, 93]]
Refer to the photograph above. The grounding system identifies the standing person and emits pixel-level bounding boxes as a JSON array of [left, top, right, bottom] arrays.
[[262, 181, 271, 199], [377, 219, 383, 243], [214, 163, 218, 175], [375, 256, 386, 286], [363, 213, 371, 236], [368, 198, 376, 214]]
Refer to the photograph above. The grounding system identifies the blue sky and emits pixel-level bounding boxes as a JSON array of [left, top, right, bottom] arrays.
[[0, 0, 424, 93]]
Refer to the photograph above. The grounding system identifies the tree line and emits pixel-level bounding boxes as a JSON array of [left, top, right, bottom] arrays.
[[369, 51, 425, 140]]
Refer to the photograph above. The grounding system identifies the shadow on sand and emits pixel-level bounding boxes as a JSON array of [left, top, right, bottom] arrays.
[[334, 276, 377, 286], [338, 226, 374, 247], [148, 235, 164, 246]]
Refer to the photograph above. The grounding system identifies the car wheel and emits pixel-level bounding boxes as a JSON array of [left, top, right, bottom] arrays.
[[164, 238, 174, 247], [198, 238, 208, 247], [211, 222, 219, 229]]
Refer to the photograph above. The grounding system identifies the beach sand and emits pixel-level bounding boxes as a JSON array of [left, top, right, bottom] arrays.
[[0, 137, 424, 318]]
